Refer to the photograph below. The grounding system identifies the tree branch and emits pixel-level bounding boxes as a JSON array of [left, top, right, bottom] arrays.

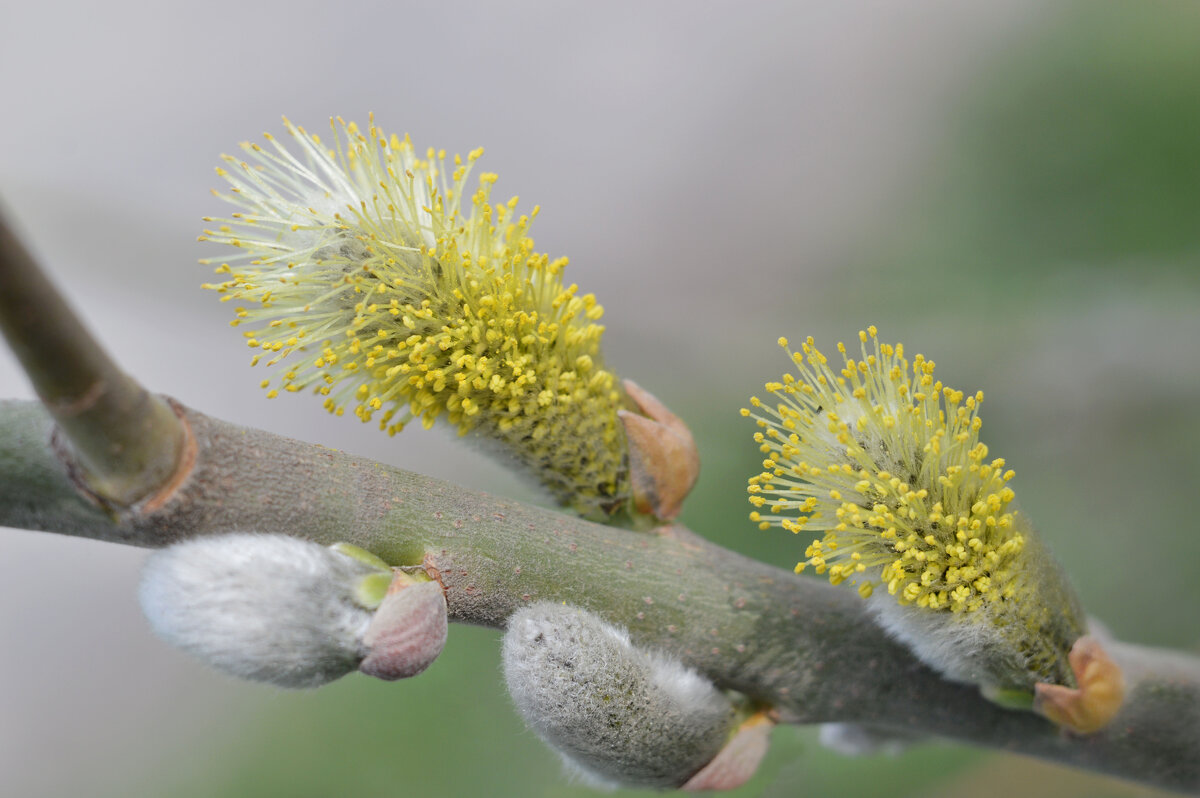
[[0, 209, 186, 507], [1, 398, 1196, 794]]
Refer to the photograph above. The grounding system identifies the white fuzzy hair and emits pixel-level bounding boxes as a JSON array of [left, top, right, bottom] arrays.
[[139, 533, 379, 688], [502, 602, 734, 789]]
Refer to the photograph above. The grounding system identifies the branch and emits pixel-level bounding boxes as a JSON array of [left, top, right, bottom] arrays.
[[1, 398, 1196, 794], [0, 209, 186, 507]]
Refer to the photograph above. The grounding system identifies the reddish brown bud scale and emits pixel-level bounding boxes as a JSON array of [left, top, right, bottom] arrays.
[[1034, 635, 1126, 734], [359, 579, 448, 681], [619, 379, 700, 520], [682, 711, 774, 791]]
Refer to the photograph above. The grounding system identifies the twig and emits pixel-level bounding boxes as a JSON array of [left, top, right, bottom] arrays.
[[0, 207, 186, 507]]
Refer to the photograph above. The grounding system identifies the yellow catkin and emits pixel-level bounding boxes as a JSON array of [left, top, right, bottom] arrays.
[[200, 116, 629, 517], [743, 327, 1085, 688]]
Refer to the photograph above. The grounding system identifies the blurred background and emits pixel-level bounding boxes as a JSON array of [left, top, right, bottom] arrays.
[[2, 1, 1198, 796]]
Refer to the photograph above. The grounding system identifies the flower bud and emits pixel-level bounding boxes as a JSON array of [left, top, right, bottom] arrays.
[[139, 533, 389, 688], [502, 603, 739, 789]]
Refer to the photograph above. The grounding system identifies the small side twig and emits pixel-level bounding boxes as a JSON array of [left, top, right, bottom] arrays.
[[0, 206, 187, 507]]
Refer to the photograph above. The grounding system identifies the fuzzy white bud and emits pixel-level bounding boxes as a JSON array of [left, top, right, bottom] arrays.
[[502, 603, 735, 789], [139, 533, 387, 688]]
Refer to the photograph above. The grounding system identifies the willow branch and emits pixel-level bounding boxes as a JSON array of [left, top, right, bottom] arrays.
[[0, 208, 186, 507], [0, 398, 1195, 794], [0, 201, 1195, 793]]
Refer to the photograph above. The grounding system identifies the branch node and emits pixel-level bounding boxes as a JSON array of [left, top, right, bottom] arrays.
[[138, 398, 198, 514]]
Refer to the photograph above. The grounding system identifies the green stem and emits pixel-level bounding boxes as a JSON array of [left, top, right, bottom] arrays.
[[0, 209, 185, 507]]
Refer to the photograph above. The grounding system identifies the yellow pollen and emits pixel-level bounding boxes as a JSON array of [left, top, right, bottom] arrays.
[[745, 327, 1027, 617], [201, 116, 629, 519]]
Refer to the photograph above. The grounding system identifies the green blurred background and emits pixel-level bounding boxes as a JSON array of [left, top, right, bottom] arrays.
[[1, 1, 1198, 796]]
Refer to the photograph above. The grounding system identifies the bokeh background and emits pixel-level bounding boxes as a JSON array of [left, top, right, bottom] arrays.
[[2, 1, 1198, 796]]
